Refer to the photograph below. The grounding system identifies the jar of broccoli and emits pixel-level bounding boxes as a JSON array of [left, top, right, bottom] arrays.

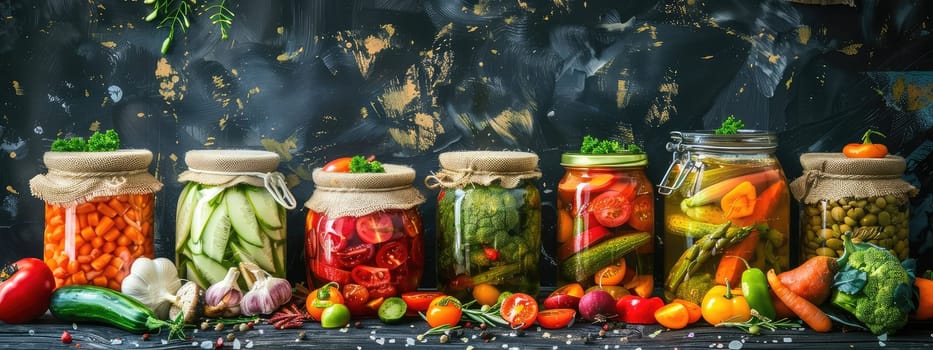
[[790, 153, 917, 261], [175, 150, 297, 289], [304, 163, 425, 316], [427, 151, 542, 302], [658, 130, 790, 304], [557, 151, 654, 296]]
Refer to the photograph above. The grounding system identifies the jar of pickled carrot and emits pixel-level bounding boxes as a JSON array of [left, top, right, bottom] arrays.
[[557, 151, 654, 297], [658, 130, 790, 304], [305, 163, 425, 316], [176, 150, 296, 289], [30, 150, 163, 290]]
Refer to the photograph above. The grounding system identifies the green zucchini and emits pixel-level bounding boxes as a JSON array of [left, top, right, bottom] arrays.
[[560, 232, 650, 282], [666, 214, 730, 238], [49, 285, 172, 333]]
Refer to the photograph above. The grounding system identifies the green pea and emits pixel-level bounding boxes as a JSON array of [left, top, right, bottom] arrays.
[[884, 195, 897, 206], [878, 211, 891, 226], [874, 196, 887, 209]]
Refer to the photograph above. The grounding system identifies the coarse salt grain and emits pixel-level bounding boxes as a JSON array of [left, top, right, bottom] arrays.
[[160, 339, 168, 345], [461, 337, 468, 343], [199, 340, 213, 349], [728, 340, 743, 349], [28, 330, 34, 335], [245, 339, 254, 349], [406, 337, 415, 346], [375, 337, 385, 345], [110, 339, 122, 345], [879, 341, 886, 347], [389, 339, 396, 343], [232, 339, 241, 350], [687, 332, 695, 338], [339, 327, 348, 333], [783, 338, 793, 343]]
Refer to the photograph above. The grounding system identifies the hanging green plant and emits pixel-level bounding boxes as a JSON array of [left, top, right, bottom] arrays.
[[143, 0, 234, 55]]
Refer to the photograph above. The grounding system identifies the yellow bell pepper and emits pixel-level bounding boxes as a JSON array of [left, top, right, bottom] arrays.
[[700, 279, 752, 325]]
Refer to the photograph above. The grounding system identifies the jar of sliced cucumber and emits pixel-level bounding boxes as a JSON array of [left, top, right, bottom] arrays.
[[175, 150, 296, 289]]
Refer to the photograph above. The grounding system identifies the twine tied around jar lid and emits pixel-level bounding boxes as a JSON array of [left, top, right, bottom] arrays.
[[425, 151, 542, 189], [789, 153, 918, 204], [305, 164, 425, 218], [178, 150, 297, 209]]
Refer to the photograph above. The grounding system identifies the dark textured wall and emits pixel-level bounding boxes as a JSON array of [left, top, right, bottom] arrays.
[[1, 0, 931, 286]]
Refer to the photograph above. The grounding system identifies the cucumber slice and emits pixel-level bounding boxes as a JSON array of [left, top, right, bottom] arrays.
[[187, 234, 203, 255], [272, 240, 286, 278], [378, 297, 408, 324], [190, 253, 229, 286], [184, 260, 209, 289], [244, 187, 282, 229], [202, 203, 232, 262], [226, 188, 263, 246], [191, 186, 224, 243], [175, 183, 201, 250], [262, 225, 287, 242], [235, 235, 276, 273]]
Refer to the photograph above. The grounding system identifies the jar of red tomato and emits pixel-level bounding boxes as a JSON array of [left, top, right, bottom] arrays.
[[426, 151, 542, 302], [556, 150, 655, 296], [658, 129, 790, 304], [305, 163, 425, 316]]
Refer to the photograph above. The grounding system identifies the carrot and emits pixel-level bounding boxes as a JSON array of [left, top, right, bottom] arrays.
[[778, 255, 837, 305], [912, 278, 933, 320], [720, 181, 756, 219], [766, 269, 833, 332], [733, 180, 786, 227], [683, 169, 780, 207], [715, 229, 760, 285]]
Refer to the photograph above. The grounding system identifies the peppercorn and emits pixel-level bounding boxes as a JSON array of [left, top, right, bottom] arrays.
[[200, 321, 211, 331], [214, 323, 225, 332], [141, 333, 150, 341], [439, 334, 449, 344], [226, 332, 236, 342]]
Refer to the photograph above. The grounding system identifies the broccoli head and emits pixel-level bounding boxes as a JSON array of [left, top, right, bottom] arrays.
[[831, 234, 916, 335]]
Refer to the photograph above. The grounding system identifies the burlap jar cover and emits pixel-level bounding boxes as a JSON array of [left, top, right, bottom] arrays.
[[178, 150, 297, 209], [305, 164, 424, 217], [790, 153, 918, 204], [425, 151, 542, 189]]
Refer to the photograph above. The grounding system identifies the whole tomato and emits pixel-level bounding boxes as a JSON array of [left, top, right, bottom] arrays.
[[0, 258, 55, 323], [425, 296, 462, 328]]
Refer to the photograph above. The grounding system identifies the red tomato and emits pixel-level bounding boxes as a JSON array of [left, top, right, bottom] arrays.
[[550, 282, 585, 298], [375, 241, 408, 270], [401, 210, 422, 238], [322, 216, 357, 251], [628, 194, 654, 232], [558, 173, 615, 204], [409, 236, 424, 264], [334, 243, 375, 269], [426, 296, 462, 328], [0, 258, 55, 324], [557, 225, 610, 260], [401, 292, 446, 314], [322, 157, 353, 172], [607, 180, 637, 201], [356, 213, 396, 244], [351, 265, 391, 287], [537, 308, 576, 329], [368, 283, 397, 299], [499, 293, 539, 329], [588, 191, 633, 228], [311, 261, 351, 285], [342, 283, 371, 316]]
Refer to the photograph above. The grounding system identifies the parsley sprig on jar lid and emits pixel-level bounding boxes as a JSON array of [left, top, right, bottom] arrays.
[[556, 136, 654, 296]]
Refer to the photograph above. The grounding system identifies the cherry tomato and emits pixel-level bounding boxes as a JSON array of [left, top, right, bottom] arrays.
[[401, 292, 446, 314], [306, 282, 345, 321], [606, 180, 637, 201], [536, 308, 576, 329], [356, 213, 396, 244], [322, 157, 353, 172], [628, 194, 654, 232], [588, 190, 633, 228], [594, 260, 627, 286], [400, 210, 422, 238], [334, 243, 375, 269], [375, 241, 408, 270], [408, 236, 424, 264], [351, 265, 391, 287], [499, 293, 539, 329], [551, 282, 585, 299], [426, 296, 462, 328], [311, 260, 352, 285], [342, 283, 371, 316], [471, 283, 501, 306], [368, 283, 398, 299], [322, 216, 357, 251]]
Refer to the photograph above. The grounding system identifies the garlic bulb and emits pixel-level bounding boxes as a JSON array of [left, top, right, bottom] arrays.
[[239, 262, 292, 316], [121, 257, 182, 319], [204, 267, 243, 318]]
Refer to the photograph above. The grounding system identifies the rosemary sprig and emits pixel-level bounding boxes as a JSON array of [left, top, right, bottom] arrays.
[[415, 323, 462, 341], [206, 0, 234, 40], [460, 300, 508, 327], [715, 310, 802, 335]]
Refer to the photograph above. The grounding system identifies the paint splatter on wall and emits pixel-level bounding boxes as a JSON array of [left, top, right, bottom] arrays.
[[0, 0, 931, 284]]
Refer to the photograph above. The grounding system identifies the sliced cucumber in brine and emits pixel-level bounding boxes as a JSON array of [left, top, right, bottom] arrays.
[[190, 252, 229, 286], [184, 260, 209, 289], [226, 187, 263, 246], [231, 239, 275, 274], [202, 202, 232, 262], [190, 186, 225, 243], [244, 187, 282, 229], [175, 183, 200, 250]]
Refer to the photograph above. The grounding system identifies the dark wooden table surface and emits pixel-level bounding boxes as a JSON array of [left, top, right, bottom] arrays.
[[3, 314, 932, 350]]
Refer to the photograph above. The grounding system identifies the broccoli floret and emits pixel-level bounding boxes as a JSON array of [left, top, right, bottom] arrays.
[[469, 247, 491, 267], [830, 235, 916, 335], [86, 129, 120, 151], [50, 137, 87, 152]]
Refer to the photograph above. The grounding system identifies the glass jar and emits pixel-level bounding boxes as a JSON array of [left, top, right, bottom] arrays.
[[658, 131, 790, 304], [790, 153, 917, 261], [556, 152, 654, 296], [175, 150, 296, 289], [427, 151, 542, 302], [30, 150, 163, 290], [305, 164, 425, 316]]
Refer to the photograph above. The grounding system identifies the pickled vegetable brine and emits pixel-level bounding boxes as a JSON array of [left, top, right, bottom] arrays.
[[659, 129, 790, 304]]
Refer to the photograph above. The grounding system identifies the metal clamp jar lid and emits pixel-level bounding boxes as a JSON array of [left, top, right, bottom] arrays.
[[658, 130, 778, 195]]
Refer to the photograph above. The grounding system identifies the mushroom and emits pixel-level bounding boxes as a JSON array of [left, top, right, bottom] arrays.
[[169, 281, 202, 324]]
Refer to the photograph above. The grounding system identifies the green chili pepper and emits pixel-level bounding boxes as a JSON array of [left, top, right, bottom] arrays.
[[741, 267, 776, 320]]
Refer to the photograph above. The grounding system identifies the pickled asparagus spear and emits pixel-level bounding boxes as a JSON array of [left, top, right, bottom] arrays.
[[665, 222, 751, 292]]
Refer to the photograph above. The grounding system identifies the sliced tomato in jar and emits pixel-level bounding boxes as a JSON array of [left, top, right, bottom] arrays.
[[322, 216, 357, 251], [356, 213, 396, 244], [342, 283, 371, 316], [607, 180, 637, 201], [557, 225, 610, 260], [335, 243, 376, 269], [558, 173, 615, 203], [628, 194, 654, 232], [588, 190, 633, 228], [400, 210, 422, 237], [368, 283, 398, 299], [351, 265, 391, 287], [311, 261, 351, 285], [375, 241, 408, 270], [537, 308, 576, 329], [594, 262, 626, 286]]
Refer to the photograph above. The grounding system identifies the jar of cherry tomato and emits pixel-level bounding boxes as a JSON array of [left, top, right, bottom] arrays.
[[426, 151, 542, 302], [556, 151, 654, 296], [30, 150, 163, 290], [658, 130, 790, 304], [305, 164, 425, 316]]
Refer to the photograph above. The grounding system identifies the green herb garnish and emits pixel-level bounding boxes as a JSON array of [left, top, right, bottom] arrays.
[[207, 0, 234, 40], [579, 135, 642, 154], [349, 155, 385, 173], [51, 129, 120, 152], [715, 115, 745, 134]]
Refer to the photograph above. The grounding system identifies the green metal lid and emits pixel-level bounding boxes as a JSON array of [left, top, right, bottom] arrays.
[[560, 152, 648, 168]]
